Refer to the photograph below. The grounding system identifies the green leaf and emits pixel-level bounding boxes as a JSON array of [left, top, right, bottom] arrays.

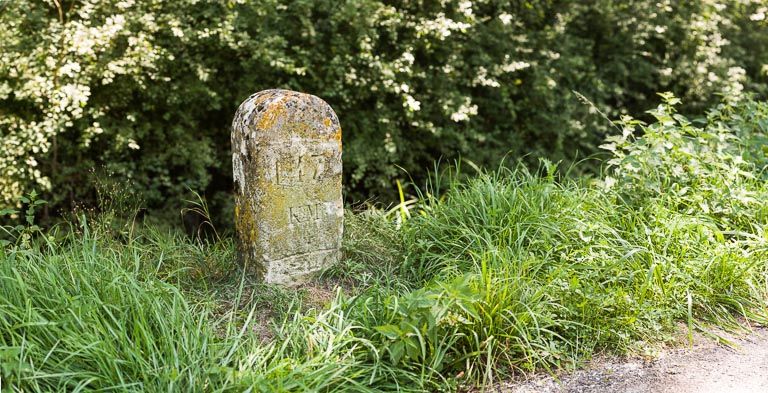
[[389, 341, 405, 365], [375, 324, 402, 340], [405, 338, 420, 360], [0, 209, 18, 216]]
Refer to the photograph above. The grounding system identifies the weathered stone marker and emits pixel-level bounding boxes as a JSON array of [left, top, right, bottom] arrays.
[[232, 89, 343, 284]]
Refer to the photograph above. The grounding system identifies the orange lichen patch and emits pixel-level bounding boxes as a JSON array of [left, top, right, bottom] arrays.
[[333, 127, 342, 148], [253, 92, 273, 106], [257, 100, 287, 131]]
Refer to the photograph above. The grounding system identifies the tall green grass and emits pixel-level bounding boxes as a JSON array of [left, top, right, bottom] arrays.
[[0, 219, 423, 391], [2, 96, 768, 391], [392, 164, 768, 381]]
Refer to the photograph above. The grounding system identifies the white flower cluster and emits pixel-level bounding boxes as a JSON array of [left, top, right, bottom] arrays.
[[416, 13, 471, 40], [449, 97, 478, 122], [0, 0, 170, 206], [750, 7, 766, 21]]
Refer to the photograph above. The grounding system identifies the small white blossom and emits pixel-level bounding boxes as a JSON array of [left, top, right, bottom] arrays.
[[418, 13, 471, 40], [404, 94, 421, 112], [546, 78, 557, 89], [473, 67, 500, 87], [60, 62, 82, 78], [499, 61, 531, 73], [401, 52, 415, 65], [450, 98, 478, 122], [458, 1, 473, 17]]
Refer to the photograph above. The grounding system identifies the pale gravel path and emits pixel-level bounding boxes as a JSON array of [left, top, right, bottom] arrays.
[[486, 328, 768, 393]]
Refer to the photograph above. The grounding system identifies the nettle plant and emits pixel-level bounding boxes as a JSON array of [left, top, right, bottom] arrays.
[[0, 190, 47, 248], [601, 93, 760, 225], [709, 99, 768, 178], [373, 275, 480, 370]]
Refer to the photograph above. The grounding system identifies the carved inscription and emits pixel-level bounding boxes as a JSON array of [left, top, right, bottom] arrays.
[[289, 203, 324, 223], [276, 155, 326, 186]]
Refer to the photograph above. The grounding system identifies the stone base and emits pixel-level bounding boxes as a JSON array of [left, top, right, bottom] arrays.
[[264, 248, 341, 285]]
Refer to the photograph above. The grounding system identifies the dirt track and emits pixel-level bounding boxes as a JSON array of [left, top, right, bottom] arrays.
[[490, 327, 768, 393]]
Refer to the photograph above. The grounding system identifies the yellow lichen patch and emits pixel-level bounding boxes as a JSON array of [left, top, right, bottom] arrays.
[[257, 100, 286, 131], [333, 127, 342, 148], [253, 93, 272, 107], [233, 198, 266, 280], [323, 117, 331, 127], [289, 122, 312, 138]]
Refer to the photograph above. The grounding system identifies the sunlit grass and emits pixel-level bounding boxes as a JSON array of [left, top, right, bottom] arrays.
[[3, 162, 767, 390], [2, 98, 768, 391]]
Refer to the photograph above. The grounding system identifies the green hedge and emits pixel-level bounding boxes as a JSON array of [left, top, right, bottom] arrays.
[[2, 0, 767, 215]]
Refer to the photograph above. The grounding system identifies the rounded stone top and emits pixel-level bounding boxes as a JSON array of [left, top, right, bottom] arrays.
[[232, 89, 341, 144]]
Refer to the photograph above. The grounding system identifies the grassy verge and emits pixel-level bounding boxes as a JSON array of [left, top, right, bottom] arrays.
[[0, 218, 419, 391], [1, 96, 768, 391]]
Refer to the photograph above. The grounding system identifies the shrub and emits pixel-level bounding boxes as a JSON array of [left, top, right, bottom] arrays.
[[602, 93, 768, 228], [2, 1, 768, 215]]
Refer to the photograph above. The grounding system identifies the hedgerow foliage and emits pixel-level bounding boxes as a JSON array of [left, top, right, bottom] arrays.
[[1, 0, 767, 210]]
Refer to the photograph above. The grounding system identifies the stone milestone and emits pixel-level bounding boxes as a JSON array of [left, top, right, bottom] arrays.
[[231, 89, 343, 284]]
